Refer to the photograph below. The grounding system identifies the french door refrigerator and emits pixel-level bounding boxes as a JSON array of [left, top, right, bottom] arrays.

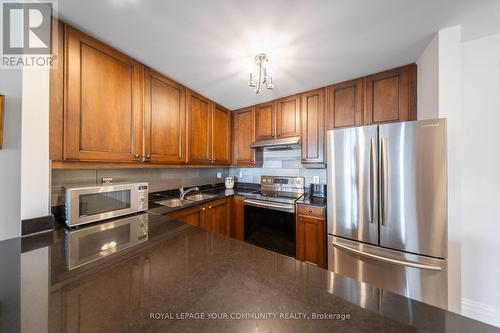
[[327, 119, 448, 309]]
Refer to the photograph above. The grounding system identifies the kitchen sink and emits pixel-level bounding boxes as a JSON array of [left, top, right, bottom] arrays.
[[185, 193, 218, 202], [155, 198, 193, 208]]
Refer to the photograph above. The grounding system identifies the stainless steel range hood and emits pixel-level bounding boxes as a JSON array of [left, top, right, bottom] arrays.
[[249, 136, 301, 150]]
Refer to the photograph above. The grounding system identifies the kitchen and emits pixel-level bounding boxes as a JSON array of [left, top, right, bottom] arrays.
[[1, 0, 500, 332]]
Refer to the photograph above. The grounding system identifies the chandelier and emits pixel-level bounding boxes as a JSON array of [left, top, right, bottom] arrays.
[[248, 53, 274, 94]]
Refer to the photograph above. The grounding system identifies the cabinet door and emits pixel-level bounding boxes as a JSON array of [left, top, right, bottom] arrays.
[[364, 64, 417, 125], [64, 26, 143, 162], [205, 197, 231, 236], [144, 69, 186, 164], [255, 101, 276, 140], [296, 214, 326, 268], [301, 88, 326, 165], [327, 79, 363, 130], [49, 19, 64, 161], [231, 195, 245, 240], [211, 103, 231, 165], [187, 90, 212, 164], [232, 107, 262, 166], [276, 94, 301, 138], [167, 205, 205, 227]]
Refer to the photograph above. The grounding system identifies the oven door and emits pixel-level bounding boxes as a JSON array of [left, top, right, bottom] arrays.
[[244, 199, 296, 257]]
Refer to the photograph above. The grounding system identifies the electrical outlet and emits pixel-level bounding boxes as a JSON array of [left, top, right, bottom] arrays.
[[313, 176, 320, 184], [216, 172, 222, 179], [239, 171, 243, 178], [101, 177, 113, 184]]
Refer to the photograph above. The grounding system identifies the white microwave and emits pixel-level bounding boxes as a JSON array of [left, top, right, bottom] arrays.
[[65, 182, 148, 227]]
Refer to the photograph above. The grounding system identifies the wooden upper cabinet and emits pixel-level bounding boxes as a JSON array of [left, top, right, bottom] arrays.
[[276, 95, 301, 138], [255, 101, 276, 140], [144, 69, 186, 164], [364, 64, 417, 125], [327, 79, 363, 130], [49, 19, 64, 161], [232, 107, 262, 167], [187, 90, 212, 164], [211, 103, 231, 165], [64, 26, 144, 162], [301, 88, 326, 166]]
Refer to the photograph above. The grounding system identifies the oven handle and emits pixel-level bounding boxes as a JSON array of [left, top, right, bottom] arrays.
[[244, 199, 295, 212]]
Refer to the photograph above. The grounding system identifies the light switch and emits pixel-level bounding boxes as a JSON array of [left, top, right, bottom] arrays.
[[313, 176, 320, 184], [216, 172, 222, 179]]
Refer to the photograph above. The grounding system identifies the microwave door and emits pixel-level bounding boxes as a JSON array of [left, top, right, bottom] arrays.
[[378, 119, 447, 259], [327, 125, 378, 245]]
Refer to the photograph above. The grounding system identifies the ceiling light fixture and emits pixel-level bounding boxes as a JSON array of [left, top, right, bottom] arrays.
[[248, 53, 274, 94]]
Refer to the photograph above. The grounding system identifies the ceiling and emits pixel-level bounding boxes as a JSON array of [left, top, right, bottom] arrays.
[[58, 0, 500, 110]]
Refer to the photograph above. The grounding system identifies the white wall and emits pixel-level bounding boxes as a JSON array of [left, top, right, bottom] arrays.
[[417, 33, 439, 120], [20, 68, 50, 220], [0, 69, 22, 241], [438, 26, 464, 315], [418, 26, 500, 327], [417, 26, 463, 314], [460, 32, 500, 327]]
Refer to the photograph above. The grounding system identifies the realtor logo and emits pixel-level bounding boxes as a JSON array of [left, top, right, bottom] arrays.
[[1, 1, 54, 68]]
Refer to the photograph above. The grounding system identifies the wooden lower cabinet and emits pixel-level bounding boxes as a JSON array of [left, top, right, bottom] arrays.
[[205, 197, 231, 235], [167, 204, 205, 227], [231, 195, 245, 240], [296, 204, 326, 268], [167, 197, 231, 236]]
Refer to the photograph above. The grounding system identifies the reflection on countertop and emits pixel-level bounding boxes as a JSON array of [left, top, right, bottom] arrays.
[[1, 211, 498, 333]]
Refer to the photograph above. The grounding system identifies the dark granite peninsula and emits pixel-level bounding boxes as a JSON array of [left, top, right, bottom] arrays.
[[1, 213, 499, 333]]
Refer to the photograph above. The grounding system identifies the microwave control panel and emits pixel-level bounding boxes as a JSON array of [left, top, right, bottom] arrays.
[[137, 185, 149, 211]]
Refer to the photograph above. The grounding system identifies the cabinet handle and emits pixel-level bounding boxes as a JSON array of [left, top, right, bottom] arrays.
[[202, 207, 205, 211], [208, 206, 212, 209], [146, 154, 151, 159], [299, 218, 303, 223], [307, 208, 313, 213], [134, 154, 140, 159]]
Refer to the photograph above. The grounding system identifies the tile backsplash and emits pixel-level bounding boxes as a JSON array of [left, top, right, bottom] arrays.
[[51, 168, 229, 206], [52, 149, 326, 206], [229, 148, 326, 186]]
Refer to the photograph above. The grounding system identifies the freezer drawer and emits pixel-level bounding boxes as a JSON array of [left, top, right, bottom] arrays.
[[328, 235, 448, 309]]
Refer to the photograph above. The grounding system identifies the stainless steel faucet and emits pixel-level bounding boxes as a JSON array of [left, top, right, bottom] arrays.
[[179, 186, 199, 200]]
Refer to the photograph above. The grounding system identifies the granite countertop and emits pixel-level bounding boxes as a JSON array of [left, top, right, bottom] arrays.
[[147, 183, 260, 215], [296, 194, 327, 207], [2, 212, 498, 332]]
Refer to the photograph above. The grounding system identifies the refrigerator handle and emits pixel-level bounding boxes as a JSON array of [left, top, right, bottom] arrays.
[[369, 138, 377, 223], [380, 137, 388, 226], [331, 240, 442, 271]]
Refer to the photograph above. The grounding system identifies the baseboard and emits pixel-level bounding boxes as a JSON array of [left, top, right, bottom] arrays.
[[462, 298, 500, 328]]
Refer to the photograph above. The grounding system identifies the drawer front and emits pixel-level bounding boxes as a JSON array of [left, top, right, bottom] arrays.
[[297, 204, 325, 218]]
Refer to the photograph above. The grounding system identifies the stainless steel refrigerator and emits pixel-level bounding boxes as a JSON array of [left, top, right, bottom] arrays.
[[327, 119, 448, 309]]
